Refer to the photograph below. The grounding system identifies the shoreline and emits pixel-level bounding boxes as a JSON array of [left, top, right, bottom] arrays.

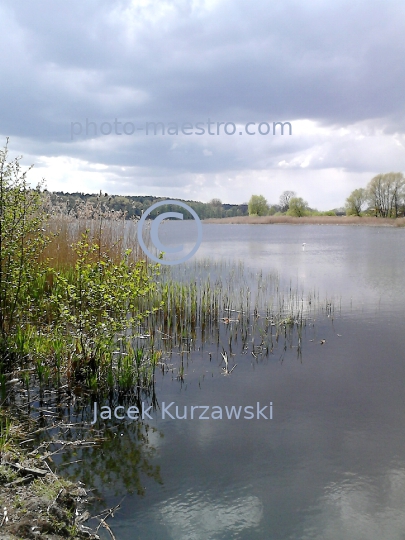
[[0, 412, 105, 540], [0, 446, 100, 540], [203, 215, 405, 226]]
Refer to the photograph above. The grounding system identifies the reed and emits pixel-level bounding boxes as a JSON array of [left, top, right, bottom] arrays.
[[41, 193, 144, 268], [131, 258, 329, 374], [204, 215, 405, 226]]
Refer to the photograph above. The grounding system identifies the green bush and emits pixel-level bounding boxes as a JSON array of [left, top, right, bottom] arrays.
[[50, 231, 160, 383], [0, 138, 50, 355]]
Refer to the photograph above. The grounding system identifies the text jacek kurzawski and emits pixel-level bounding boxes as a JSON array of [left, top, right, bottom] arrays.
[[90, 401, 273, 423]]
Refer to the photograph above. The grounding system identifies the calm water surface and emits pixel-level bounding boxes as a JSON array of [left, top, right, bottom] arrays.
[[90, 224, 405, 540]]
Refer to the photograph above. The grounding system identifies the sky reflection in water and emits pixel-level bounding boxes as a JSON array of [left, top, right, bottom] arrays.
[[96, 224, 405, 540]]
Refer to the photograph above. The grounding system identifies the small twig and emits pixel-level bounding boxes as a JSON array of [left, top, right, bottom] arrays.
[[93, 498, 124, 539], [20, 438, 35, 445], [63, 459, 83, 466], [4, 475, 34, 488], [0, 507, 8, 526], [92, 502, 122, 521], [26, 423, 58, 436], [99, 519, 116, 540], [43, 460, 58, 479], [47, 487, 64, 514], [3, 462, 47, 477], [95, 510, 116, 533]]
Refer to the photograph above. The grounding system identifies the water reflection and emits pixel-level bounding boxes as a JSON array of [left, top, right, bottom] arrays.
[[302, 468, 405, 540], [178, 223, 405, 309], [159, 491, 263, 540], [57, 413, 163, 497]]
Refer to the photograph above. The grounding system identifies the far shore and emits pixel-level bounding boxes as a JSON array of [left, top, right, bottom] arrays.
[[203, 215, 405, 227]]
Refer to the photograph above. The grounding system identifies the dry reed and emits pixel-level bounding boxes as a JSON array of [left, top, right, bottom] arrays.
[[41, 193, 145, 268], [204, 215, 405, 226]]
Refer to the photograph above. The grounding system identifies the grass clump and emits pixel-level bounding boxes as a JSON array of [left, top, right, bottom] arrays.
[[30, 475, 73, 502], [0, 464, 18, 484]]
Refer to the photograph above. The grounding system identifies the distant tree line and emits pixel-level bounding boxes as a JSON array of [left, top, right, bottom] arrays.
[[47, 192, 249, 220], [47, 171, 405, 221], [247, 191, 341, 217], [247, 172, 405, 218], [345, 172, 405, 217]]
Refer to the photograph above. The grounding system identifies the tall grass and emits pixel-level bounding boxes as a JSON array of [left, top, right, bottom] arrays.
[[132, 259, 328, 371], [41, 192, 145, 268]]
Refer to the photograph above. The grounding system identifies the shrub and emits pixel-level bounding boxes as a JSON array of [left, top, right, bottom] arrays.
[[50, 231, 160, 384], [0, 138, 50, 355]]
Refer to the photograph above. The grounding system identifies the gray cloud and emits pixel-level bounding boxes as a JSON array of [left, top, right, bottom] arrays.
[[1, 0, 405, 207]]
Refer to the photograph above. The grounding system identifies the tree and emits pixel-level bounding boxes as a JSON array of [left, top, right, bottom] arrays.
[[268, 204, 282, 215], [208, 198, 222, 218], [345, 188, 367, 216], [287, 197, 308, 217], [367, 172, 405, 217], [209, 198, 222, 207], [279, 190, 296, 213], [248, 194, 268, 216]]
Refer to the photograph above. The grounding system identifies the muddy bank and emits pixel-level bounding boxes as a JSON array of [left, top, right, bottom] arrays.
[[0, 448, 101, 540], [203, 215, 405, 226]]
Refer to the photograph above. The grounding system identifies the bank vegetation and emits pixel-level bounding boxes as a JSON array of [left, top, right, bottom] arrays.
[[203, 215, 405, 226]]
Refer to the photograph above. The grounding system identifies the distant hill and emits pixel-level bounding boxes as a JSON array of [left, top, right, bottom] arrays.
[[46, 191, 249, 220]]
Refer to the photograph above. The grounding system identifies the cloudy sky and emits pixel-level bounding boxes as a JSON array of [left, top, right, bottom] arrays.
[[1, 0, 405, 209]]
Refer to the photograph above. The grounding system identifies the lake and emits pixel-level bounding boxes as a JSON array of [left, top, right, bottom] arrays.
[[73, 223, 405, 540]]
